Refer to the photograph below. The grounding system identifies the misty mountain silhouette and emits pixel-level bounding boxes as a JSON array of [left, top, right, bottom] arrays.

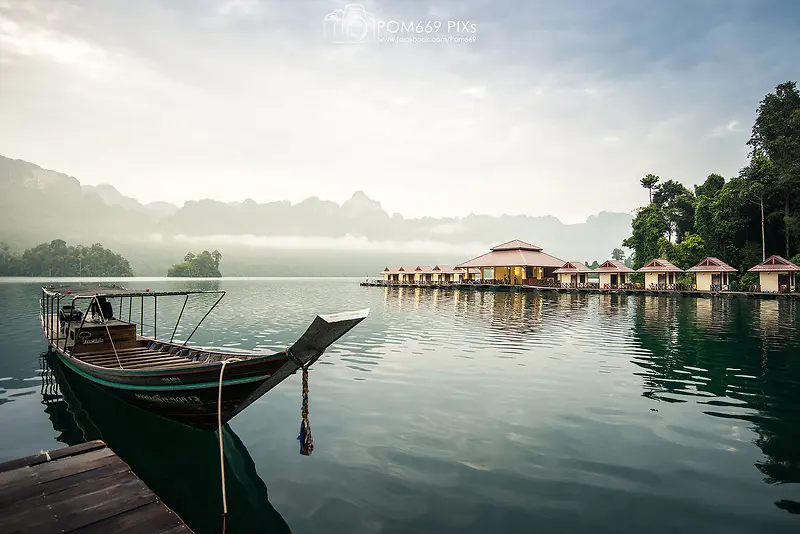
[[0, 155, 633, 276]]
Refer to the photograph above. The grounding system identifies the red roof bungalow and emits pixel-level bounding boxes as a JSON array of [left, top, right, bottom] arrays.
[[687, 257, 737, 292], [747, 255, 800, 293], [553, 261, 593, 286], [637, 259, 684, 288], [455, 239, 565, 285], [381, 266, 402, 282], [432, 265, 462, 283], [593, 260, 635, 288]]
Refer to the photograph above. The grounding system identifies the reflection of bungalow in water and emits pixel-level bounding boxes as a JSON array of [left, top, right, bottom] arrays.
[[593, 260, 634, 288], [687, 257, 737, 291], [553, 261, 593, 286], [748, 255, 800, 293], [455, 240, 565, 285], [637, 258, 684, 288]]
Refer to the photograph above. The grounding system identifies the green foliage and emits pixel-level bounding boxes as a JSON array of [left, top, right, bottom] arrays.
[[611, 248, 625, 261], [659, 233, 706, 270], [623, 204, 669, 269], [167, 250, 222, 277], [0, 239, 133, 276], [624, 81, 800, 275], [640, 174, 660, 203], [589, 260, 599, 269], [790, 253, 800, 267]]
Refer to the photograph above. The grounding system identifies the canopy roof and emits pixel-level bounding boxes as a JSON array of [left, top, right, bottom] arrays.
[[456, 240, 564, 269], [687, 257, 737, 273], [433, 264, 460, 274], [490, 239, 543, 252], [399, 266, 418, 272], [748, 255, 800, 272], [553, 261, 593, 274], [383, 267, 402, 273], [43, 285, 224, 298], [593, 260, 635, 273], [637, 258, 684, 273]]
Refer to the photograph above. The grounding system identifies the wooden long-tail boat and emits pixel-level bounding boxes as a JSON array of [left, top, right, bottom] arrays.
[[40, 284, 368, 431]]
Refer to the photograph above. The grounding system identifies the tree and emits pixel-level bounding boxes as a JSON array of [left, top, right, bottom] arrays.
[[739, 152, 774, 261], [748, 81, 800, 258], [652, 179, 696, 243], [640, 174, 660, 203], [168, 250, 223, 277], [623, 204, 669, 268], [184, 252, 196, 263], [1, 240, 132, 276], [659, 232, 706, 270], [611, 248, 625, 261]]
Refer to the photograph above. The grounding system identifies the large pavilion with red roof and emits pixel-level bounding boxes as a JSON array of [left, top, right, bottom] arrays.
[[455, 239, 565, 285]]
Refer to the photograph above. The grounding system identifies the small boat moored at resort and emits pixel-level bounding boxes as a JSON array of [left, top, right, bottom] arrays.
[[40, 285, 368, 431]]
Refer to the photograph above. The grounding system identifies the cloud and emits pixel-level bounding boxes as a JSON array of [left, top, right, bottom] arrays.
[[0, 0, 797, 225], [459, 85, 487, 99], [711, 120, 742, 138], [169, 233, 491, 254]]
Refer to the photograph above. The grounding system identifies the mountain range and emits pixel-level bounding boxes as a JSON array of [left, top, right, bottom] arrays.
[[0, 155, 634, 276]]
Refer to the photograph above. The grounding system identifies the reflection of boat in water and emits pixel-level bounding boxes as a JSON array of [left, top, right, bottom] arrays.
[[41, 352, 292, 534]]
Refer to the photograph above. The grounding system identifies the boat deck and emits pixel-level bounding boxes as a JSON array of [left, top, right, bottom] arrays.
[[44, 315, 203, 369], [0, 440, 192, 533]]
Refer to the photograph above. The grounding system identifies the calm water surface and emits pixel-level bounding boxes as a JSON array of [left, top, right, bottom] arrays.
[[1, 278, 799, 533]]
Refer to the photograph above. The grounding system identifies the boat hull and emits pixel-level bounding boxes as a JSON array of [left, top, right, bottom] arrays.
[[51, 348, 279, 430]]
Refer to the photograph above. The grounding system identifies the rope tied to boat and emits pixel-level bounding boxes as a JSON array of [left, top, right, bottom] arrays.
[[287, 349, 314, 456], [217, 357, 241, 534]]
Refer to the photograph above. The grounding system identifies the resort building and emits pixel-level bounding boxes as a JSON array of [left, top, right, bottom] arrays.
[[687, 257, 737, 291], [382, 267, 401, 283], [432, 265, 460, 283], [747, 255, 800, 293], [400, 266, 419, 283], [455, 240, 565, 285], [553, 261, 593, 286], [593, 260, 634, 288], [637, 258, 684, 288]]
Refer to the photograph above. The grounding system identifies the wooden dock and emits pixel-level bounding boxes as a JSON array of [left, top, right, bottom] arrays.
[[360, 281, 800, 300], [0, 440, 192, 534]]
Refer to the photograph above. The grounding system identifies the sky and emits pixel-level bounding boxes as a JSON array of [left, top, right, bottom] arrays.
[[0, 0, 798, 223]]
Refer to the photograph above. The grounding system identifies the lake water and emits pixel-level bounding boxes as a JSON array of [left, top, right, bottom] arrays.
[[1, 278, 799, 533]]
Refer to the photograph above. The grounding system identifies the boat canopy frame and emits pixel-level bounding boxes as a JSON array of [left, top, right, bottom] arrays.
[[41, 286, 227, 354]]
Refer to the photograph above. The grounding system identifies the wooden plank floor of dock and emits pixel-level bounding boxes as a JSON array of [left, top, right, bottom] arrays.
[[0, 440, 192, 534]]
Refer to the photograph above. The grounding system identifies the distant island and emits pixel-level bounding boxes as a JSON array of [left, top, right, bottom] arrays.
[[167, 250, 222, 277], [0, 239, 133, 276]]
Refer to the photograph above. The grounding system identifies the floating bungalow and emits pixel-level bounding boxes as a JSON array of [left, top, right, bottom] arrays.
[[455, 240, 565, 285], [747, 255, 800, 293], [637, 258, 684, 288], [382, 267, 401, 283], [593, 260, 634, 288], [553, 261, 593, 286], [432, 265, 459, 283], [687, 257, 737, 291]]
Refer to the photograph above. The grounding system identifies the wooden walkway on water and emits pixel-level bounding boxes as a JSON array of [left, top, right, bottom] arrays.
[[0, 441, 192, 534], [360, 281, 800, 300]]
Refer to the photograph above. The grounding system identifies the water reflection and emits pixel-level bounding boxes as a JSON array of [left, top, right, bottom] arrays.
[[40, 352, 291, 534], [630, 296, 800, 514]]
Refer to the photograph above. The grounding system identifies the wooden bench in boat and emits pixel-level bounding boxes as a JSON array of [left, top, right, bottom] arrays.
[[76, 345, 202, 370]]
